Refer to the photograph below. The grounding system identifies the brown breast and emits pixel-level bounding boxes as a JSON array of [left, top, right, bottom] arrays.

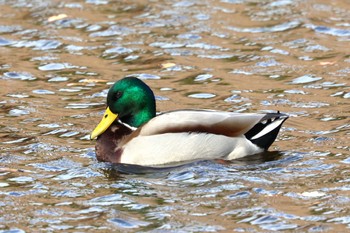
[[95, 122, 132, 163]]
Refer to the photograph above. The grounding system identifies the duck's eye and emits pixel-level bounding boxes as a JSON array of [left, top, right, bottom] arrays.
[[115, 91, 123, 100]]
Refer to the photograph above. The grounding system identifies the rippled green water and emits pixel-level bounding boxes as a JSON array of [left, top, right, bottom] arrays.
[[0, 0, 349, 232]]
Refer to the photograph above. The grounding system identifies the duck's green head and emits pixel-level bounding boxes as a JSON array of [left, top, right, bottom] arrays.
[[90, 77, 156, 140]]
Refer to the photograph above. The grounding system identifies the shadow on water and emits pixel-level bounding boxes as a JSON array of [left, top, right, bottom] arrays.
[[100, 150, 300, 178]]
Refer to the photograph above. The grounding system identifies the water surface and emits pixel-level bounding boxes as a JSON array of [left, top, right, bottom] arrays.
[[0, 0, 349, 232]]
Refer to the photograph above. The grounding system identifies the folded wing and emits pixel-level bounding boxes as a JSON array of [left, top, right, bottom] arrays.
[[138, 110, 273, 137]]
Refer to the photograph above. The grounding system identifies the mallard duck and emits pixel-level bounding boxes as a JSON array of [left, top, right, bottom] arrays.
[[90, 77, 288, 166]]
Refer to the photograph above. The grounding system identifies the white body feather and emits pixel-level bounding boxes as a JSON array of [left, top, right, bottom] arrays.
[[120, 132, 263, 166], [106, 110, 287, 166]]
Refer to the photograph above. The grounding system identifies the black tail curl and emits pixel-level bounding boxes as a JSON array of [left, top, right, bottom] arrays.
[[245, 112, 288, 150]]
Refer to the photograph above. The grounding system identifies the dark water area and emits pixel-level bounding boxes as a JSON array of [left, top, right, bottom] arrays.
[[0, 0, 349, 232]]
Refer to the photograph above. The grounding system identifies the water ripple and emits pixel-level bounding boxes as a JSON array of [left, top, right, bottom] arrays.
[[32, 89, 55, 95], [0, 25, 22, 33], [84, 194, 130, 206], [0, 37, 15, 46], [38, 63, 80, 71], [306, 24, 350, 37], [227, 21, 300, 33], [126, 73, 161, 80], [89, 25, 135, 37], [103, 46, 134, 55], [290, 74, 323, 84], [12, 40, 62, 50], [2, 71, 36, 81], [108, 217, 150, 229], [188, 93, 216, 99], [54, 167, 101, 181]]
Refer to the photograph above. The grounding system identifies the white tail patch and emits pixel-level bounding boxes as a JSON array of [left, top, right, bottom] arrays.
[[250, 118, 285, 140]]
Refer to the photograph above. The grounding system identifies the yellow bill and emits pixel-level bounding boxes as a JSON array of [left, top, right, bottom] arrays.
[[90, 107, 118, 140]]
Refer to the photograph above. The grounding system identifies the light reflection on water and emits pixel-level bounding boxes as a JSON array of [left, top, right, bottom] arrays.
[[0, 0, 349, 232]]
